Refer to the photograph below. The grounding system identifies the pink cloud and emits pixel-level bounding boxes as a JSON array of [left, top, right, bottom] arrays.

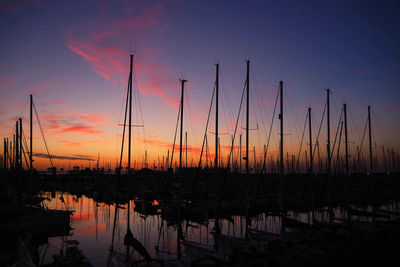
[[40, 114, 63, 120], [57, 125, 102, 135], [64, 3, 178, 108], [28, 82, 53, 95], [142, 138, 172, 148], [41, 113, 107, 124], [39, 112, 106, 136]]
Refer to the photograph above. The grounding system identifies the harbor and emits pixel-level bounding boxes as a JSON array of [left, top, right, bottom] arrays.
[[1, 1, 400, 266]]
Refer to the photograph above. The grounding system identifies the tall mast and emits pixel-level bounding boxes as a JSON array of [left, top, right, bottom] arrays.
[[327, 89, 331, 175], [344, 103, 349, 174], [215, 63, 219, 170], [127, 54, 133, 262], [12, 135, 15, 169], [279, 81, 284, 175], [6, 138, 9, 169], [245, 60, 250, 175], [30, 94, 33, 170], [15, 121, 19, 169], [19, 118, 22, 168], [239, 134, 242, 173], [179, 79, 187, 170], [308, 107, 313, 174], [128, 54, 133, 175], [368, 106, 373, 174]]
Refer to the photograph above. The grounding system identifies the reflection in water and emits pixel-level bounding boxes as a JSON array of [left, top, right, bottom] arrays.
[[39, 192, 284, 266], [38, 192, 398, 266]]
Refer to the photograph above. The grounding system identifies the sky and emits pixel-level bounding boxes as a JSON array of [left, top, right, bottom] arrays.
[[0, 0, 399, 171]]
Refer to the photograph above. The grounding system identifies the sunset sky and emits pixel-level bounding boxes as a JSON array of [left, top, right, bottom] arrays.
[[1, 0, 399, 170]]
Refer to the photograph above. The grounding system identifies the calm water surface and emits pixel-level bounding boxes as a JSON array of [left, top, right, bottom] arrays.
[[38, 192, 379, 266]]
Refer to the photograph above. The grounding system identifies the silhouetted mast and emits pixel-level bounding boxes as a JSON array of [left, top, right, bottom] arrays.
[[279, 81, 284, 175], [19, 118, 22, 168], [179, 79, 187, 170], [215, 63, 219, 170], [327, 89, 331, 175], [15, 121, 19, 169], [128, 54, 133, 175], [239, 134, 242, 173], [30, 94, 33, 170], [12, 135, 15, 169], [308, 107, 313, 174], [368, 106, 373, 174], [344, 103, 349, 174], [127, 54, 133, 263], [246, 60, 250, 175]]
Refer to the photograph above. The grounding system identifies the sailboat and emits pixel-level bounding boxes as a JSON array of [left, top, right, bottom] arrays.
[[107, 54, 154, 266]]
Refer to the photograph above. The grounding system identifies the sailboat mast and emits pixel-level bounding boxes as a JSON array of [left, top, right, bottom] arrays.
[[12, 135, 15, 169], [128, 54, 133, 174], [179, 79, 187, 170], [30, 94, 33, 170], [215, 63, 219, 170], [344, 103, 349, 174], [127, 54, 133, 262], [239, 134, 242, 173], [246, 60, 250, 175], [327, 89, 331, 175], [308, 107, 313, 174], [19, 118, 22, 168], [15, 121, 19, 169], [368, 106, 373, 174], [279, 81, 284, 175]]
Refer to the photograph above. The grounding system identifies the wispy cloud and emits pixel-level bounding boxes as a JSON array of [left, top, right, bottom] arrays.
[[57, 125, 101, 135], [39, 112, 107, 136], [64, 3, 178, 108], [28, 82, 53, 95], [33, 153, 96, 161]]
